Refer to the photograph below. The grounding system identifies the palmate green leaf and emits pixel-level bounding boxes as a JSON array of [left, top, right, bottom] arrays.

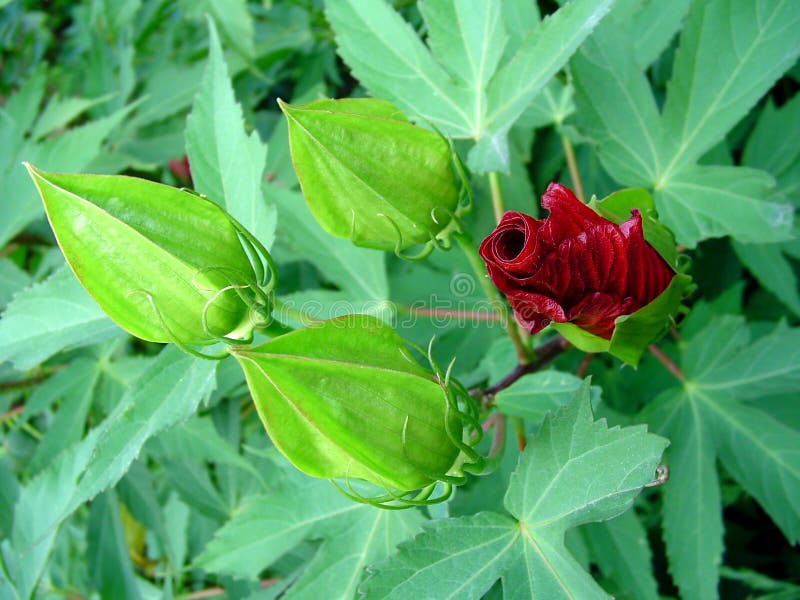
[[0, 346, 216, 599], [186, 19, 276, 249], [478, 0, 613, 171], [271, 187, 388, 302], [639, 317, 800, 598], [87, 490, 142, 600], [196, 475, 424, 598], [363, 382, 668, 599], [326, 0, 611, 172], [659, 0, 800, 177], [0, 265, 123, 371], [571, 0, 797, 248], [643, 389, 723, 600]]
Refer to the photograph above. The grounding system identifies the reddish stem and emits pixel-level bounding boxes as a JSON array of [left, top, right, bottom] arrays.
[[648, 344, 684, 381]]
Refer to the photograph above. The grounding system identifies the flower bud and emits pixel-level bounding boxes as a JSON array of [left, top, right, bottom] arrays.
[[26, 164, 273, 346], [280, 98, 461, 251], [479, 184, 691, 365], [233, 315, 463, 493]]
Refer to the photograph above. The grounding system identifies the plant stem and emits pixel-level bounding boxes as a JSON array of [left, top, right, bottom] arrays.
[[561, 134, 585, 202], [488, 171, 505, 222], [453, 232, 531, 363], [482, 335, 570, 398], [648, 344, 684, 381]]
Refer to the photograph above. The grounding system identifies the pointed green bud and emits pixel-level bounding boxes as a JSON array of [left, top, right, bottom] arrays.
[[233, 315, 463, 492], [280, 98, 461, 251], [26, 165, 274, 347]]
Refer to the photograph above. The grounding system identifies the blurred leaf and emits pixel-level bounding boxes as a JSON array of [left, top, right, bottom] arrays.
[[148, 415, 260, 479], [582, 510, 659, 600], [1, 95, 133, 247], [1, 347, 216, 599], [28, 359, 100, 474], [0, 266, 123, 371], [186, 19, 276, 249], [271, 186, 388, 301], [197, 475, 424, 598], [363, 383, 667, 598], [0, 259, 31, 309], [743, 95, 800, 200], [87, 490, 142, 600], [734, 241, 800, 317], [627, 0, 692, 68]]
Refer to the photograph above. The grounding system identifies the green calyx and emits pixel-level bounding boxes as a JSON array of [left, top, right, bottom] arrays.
[[232, 315, 482, 508], [280, 97, 466, 254], [26, 165, 276, 352]]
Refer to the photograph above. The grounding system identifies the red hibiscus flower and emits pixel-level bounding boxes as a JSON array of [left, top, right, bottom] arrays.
[[479, 183, 674, 339]]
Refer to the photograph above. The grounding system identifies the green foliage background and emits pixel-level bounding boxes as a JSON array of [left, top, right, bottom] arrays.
[[1, 0, 799, 598]]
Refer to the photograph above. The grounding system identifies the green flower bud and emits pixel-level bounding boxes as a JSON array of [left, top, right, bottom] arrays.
[[26, 165, 274, 347], [280, 98, 462, 252], [233, 315, 465, 494]]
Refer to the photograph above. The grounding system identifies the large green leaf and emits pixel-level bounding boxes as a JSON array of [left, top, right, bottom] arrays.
[[0, 266, 122, 371], [570, 1, 797, 248], [0, 347, 216, 599], [186, 19, 276, 249], [639, 317, 800, 598], [363, 382, 668, 598], [571, 21, 664, 187], [660, 0, 800, 177], [645, 389, 723, 600], [326, 0, 612, 172], [196, 474, 424, 598]]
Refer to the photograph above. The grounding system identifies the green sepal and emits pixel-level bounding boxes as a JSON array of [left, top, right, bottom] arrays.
[[233, 315, 464, 494], [552, 274, 693, 366], [26, 164, 273, 347], [589, 188, 679, 269], [280, 97, 460, 251]]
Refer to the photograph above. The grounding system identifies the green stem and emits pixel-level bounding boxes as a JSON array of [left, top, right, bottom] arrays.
[[453, 232, 531, 363], [561, 134, 585, 202], [488, 172, 504, 222]]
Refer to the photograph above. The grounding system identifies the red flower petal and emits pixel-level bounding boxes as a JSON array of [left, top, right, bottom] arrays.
[[478, 183, 675, 340]]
